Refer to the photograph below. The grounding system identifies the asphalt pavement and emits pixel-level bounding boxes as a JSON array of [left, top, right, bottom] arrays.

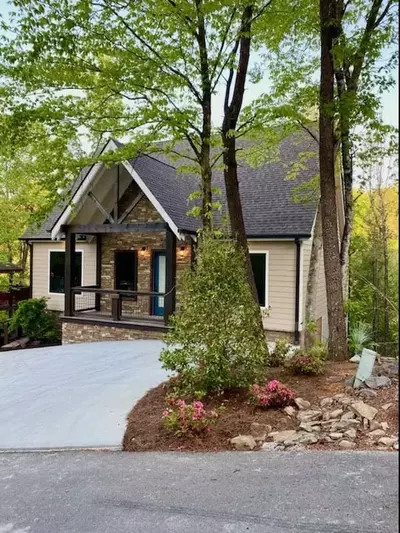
[[0, 450, 398, 532]]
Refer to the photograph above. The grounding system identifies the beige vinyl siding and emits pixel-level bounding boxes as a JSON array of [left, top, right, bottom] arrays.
[[32, 241, 97, 312], [248, 241, 296, 333]]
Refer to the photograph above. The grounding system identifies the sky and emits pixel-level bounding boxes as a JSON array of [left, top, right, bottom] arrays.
[[0, 0, 398, 132]]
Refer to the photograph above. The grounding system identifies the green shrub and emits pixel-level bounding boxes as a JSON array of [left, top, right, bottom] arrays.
[[287, 344, 327, 376], [9, 298, 59, 341], [268, 338, 291, 367], [160, 231, 269, 396]]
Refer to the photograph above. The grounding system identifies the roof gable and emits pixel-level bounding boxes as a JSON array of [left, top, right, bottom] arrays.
[[23, 133, 319, 241]]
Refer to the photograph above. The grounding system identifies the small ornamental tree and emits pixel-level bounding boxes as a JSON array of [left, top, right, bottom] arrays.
[[160, 231, 268, 396]]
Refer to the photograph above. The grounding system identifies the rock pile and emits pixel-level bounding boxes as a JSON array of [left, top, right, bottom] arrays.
[[230, 393, 398, 452]]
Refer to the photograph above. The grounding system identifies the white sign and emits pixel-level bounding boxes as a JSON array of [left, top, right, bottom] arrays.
[[354, 348, 377, 388]]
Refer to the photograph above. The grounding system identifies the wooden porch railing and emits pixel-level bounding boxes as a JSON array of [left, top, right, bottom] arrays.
[[70, 286, 171, 325]]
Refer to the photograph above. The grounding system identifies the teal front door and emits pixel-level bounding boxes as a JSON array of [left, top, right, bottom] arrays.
[[152, 252, 166, 316]]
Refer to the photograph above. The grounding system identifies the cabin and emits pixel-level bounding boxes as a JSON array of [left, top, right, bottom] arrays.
[[22, 134, 344, 345]]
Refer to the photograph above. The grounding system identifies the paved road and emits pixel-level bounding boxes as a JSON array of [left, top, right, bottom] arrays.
[[0, 341, 167, 449], [0, 451, 398, 532]]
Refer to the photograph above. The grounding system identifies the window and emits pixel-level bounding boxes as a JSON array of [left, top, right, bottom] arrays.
[[250, 252, 268, 307], [49, 251, 82, 294], [115, 251, 137, 291]]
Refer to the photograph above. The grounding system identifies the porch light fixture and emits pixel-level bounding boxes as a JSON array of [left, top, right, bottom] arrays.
[[178, 246, 187, 258], [139, 246, 149, 258]]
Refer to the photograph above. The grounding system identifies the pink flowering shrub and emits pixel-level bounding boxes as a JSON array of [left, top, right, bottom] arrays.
[[249, 380, 296, 408], [162, 398, 220, 436]]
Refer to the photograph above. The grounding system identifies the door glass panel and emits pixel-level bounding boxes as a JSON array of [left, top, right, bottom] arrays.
[[157, 254, 166, 309]]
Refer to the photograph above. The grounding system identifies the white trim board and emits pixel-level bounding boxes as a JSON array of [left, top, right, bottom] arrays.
[[51, 139, 183, 241]]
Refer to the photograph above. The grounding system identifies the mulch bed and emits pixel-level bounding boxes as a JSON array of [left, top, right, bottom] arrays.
[[123, 361, 398, 452]]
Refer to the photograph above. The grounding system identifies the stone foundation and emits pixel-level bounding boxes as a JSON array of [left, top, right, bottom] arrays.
[[62, 321, 165, 344], [265, 330, 296, 345]]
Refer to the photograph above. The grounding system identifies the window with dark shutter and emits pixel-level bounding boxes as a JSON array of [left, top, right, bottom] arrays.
[[250, 253, 267, 307], [115, 251, 137, 292]]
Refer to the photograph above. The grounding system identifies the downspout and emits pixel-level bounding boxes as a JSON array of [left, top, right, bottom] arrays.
[[294, 238, 301, 345], [28, 242, 33, 299]]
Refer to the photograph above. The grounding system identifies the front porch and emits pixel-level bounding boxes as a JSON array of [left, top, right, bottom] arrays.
[[61, 221, 189, 335]]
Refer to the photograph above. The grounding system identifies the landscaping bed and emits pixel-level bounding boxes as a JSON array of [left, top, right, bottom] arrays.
[[123, 360, 398, 452]]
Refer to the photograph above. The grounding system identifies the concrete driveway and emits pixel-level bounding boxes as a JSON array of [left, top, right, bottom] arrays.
[[0, 340, 167, 450]]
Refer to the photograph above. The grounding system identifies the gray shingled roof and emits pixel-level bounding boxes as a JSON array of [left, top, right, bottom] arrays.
[[23, 133, 318, 240]]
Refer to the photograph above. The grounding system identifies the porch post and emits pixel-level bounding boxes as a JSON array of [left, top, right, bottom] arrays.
[[64, 227, 75, 316], [164, 227, 176, 325]]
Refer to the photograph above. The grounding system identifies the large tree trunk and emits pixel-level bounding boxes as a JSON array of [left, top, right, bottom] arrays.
[[221, 133, 258, 301], [195, 0, 213, 231], [220, 5, 258, 301], [200, 113, 212, 230], [305, 204, 323, 348], [319, 0, 348, 360], [335, 67, 353, 296]]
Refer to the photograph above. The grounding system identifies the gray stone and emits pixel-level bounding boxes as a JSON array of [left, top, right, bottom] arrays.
[[283, 406, 296, 417], [331, 419, 361, 432], [394, 442, 399, 451], [250, 423, 271, 442], [230, 435, 256, 450], [323, 436, 332, 443], [299, 422, 321, 433], [269, 430, 297, 443], [349, 355, 361, 363], [382, 403, 393, 411], [338, 396, 353, 406], [369, 420, 382, 431], [320, 397, 333, 408], [294, 398, 311, 410], [261, 441, 280, 452], [320, 418, 340, 427], [365, 376, 392, 389], [344, 428, 357, 439], [341, 411, 356, 421], [329, 432, 344, 440], [339, 440, 356, 450], [350, 401, 378, 421], [297, 410, 322, 423], [284, 432, 319, 447], [358, 389, 378, 399], [369, 429, 386, 438], [330, 408, 344, 419], [378, 437, 397, 447], [374, 361, 399, 378], [381, 422, 389, 431], [322, 411, 331, 421]]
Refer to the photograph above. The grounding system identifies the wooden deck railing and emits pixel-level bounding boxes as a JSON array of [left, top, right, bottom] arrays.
[[70, 286, 170, 325]]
